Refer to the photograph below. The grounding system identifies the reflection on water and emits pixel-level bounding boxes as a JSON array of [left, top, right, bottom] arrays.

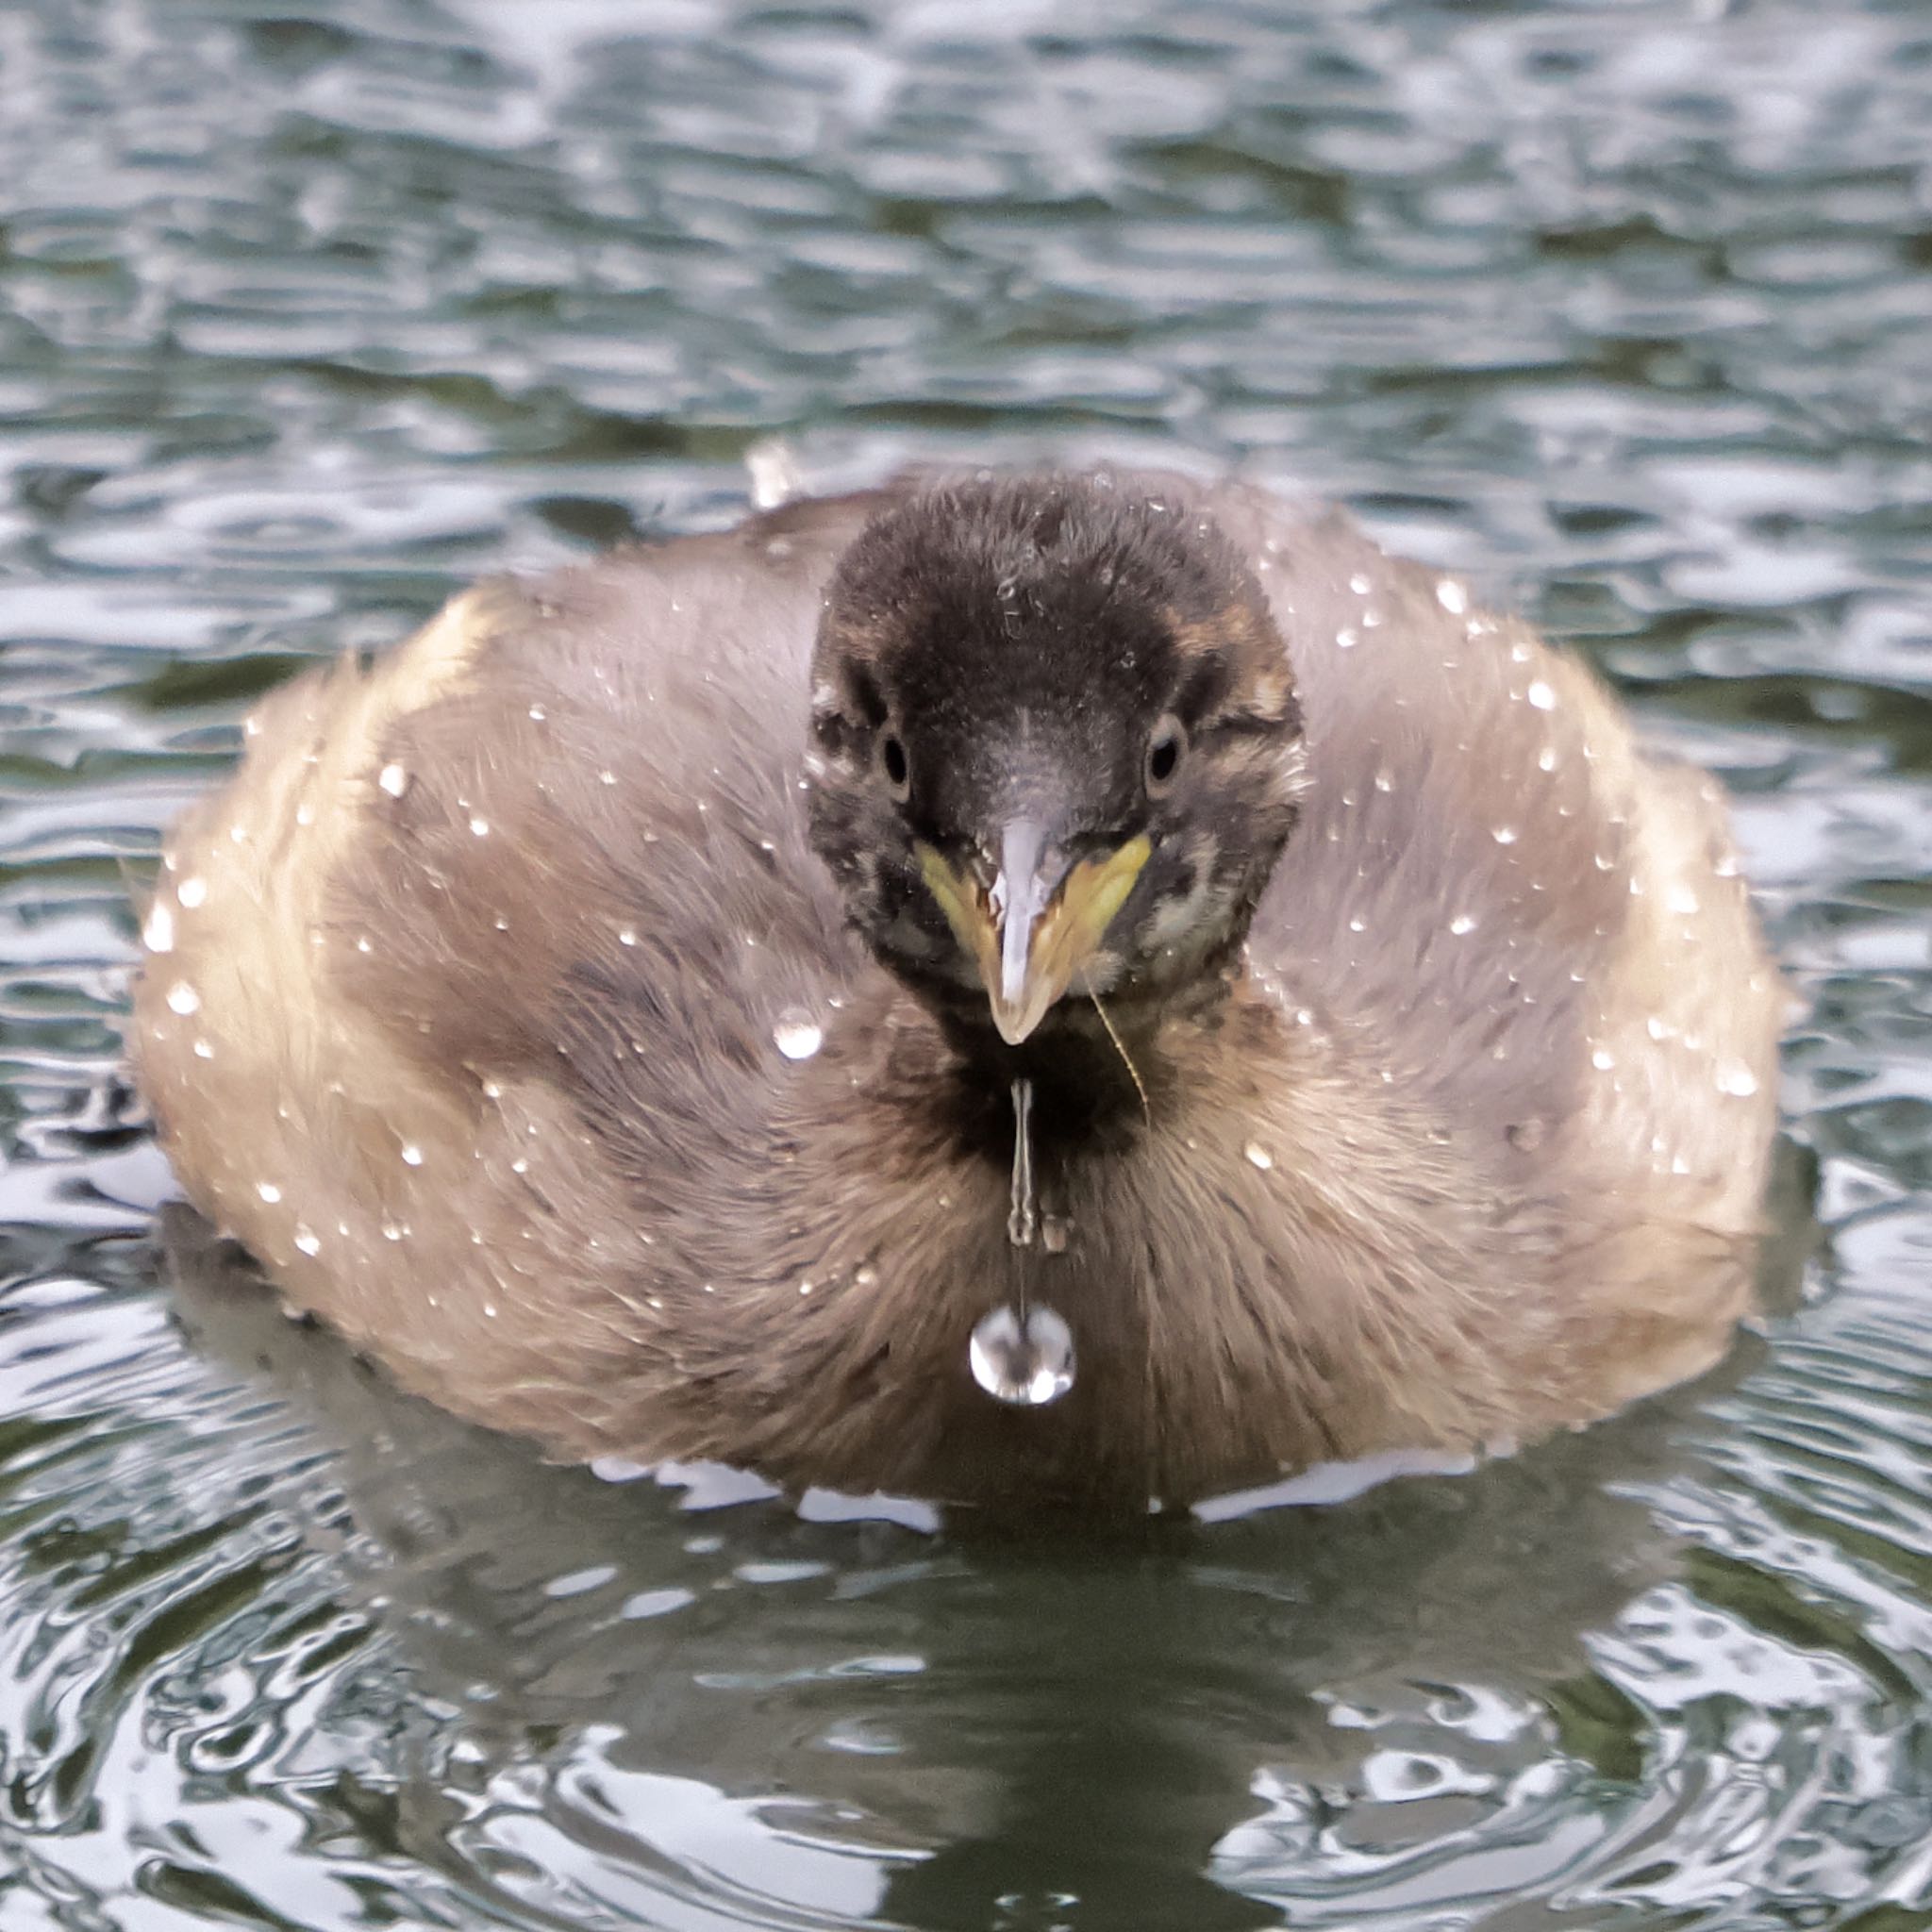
[[3, 0, 1931, 1925]]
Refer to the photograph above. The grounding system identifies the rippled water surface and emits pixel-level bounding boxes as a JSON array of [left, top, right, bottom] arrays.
[[5, 1, 1932, 1924]]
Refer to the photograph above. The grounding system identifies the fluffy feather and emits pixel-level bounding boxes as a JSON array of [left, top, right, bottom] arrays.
[[132, 471, 1782, 1511]]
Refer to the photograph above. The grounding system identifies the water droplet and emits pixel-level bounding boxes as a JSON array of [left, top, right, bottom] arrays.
[[166, 980, 201, 1015], [528, 704, 547, 722], [599, 770, 616, 786], [797, 1278, 814, 1296], [969, 1304, 1075, 1407], [1349, 573, 1373, 595], [469, 816, 490, 837], [1666, 884, 1701, 915], [1715, 1061, 1760, 1098], [1334, 627, 1359, 650], [1007, 1076, 1038, 1248], [1373, 770, 1393, 792], [1449, 914, 1478, 936], [192, 1039, 213, 1058], [1647, 1015, 1676, 1041], [400, 1143, 424, 1166], [774, 1010, 824, 1059], [1348, 916, 1366, 933], [257, 1181, 282, 1203], [142, 900, 175, 953], [378, 763, 408, 797], [1436, 578, 1468, 614], [1526, 681, 1557, 711], [177, 876, 208, 908], [293, 1224, 321, 1256], [1244, 1141, 1274, 1171], [1591, 1047, 1616, 1072], [1491, 826, 1518, 845], [1537, 746, 1557, 773], [618, 924, 638, 946]]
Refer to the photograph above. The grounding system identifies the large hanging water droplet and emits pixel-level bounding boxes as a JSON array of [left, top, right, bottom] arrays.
[[969, 1304, 1074, 1407]]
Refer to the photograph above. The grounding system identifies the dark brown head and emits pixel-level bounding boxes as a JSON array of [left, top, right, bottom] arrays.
[[805, 475, 1307, 1046]]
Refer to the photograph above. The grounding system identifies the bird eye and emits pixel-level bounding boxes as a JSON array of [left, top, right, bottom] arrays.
[[1144, 715, 1186, 795], [878, 731, 911, 802]]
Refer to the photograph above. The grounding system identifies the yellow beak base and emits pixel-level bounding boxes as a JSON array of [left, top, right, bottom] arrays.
[[917, 835, 1151, 1044]]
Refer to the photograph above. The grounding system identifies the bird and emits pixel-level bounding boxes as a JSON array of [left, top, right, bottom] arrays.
[[131, 469, 1783, 1513]]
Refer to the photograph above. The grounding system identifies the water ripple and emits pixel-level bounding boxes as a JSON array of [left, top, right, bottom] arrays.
[[2, 0, 1931, 1925]]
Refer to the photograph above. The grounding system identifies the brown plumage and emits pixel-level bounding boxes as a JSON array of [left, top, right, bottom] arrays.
[[130, 471, 1782, 1512]]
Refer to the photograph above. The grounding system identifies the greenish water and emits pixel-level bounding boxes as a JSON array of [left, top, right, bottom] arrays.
[[4, 1, 1932, 1925]]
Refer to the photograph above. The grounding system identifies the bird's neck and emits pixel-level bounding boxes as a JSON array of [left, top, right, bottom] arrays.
[[935, 974, 1232, 1145]]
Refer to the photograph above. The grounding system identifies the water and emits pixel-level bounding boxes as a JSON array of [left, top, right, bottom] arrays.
[[969, 1306, 1075, 1407], [3, 0, 1931, 1924]]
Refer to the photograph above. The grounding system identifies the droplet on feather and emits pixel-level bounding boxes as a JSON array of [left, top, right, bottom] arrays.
[[774, 1010, 824, 1060]]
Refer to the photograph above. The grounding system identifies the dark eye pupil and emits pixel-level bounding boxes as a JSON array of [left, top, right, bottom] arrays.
[[1148, 732, 1179, 784], [882, 735, 908, 789]]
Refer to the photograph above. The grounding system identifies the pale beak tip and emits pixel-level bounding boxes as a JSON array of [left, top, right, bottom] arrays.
[[989, 997, 1043, 1048]]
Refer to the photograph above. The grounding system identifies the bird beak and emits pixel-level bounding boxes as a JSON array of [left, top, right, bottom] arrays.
[[918, 824, 1152, 1045]]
